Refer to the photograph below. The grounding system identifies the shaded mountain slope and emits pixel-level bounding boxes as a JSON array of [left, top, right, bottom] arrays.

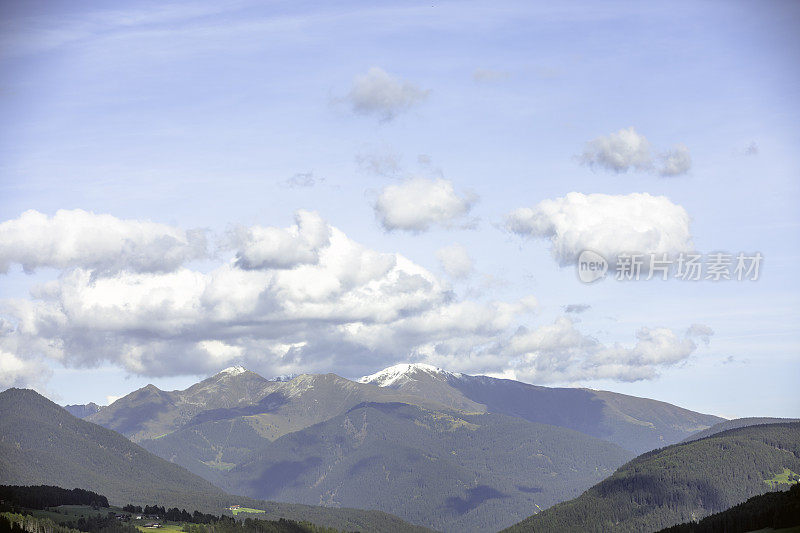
[[219, 401, 632, 533], [0, 387, 228, 510], [503, 422, 800, 533], [360, 364, 723, 454]]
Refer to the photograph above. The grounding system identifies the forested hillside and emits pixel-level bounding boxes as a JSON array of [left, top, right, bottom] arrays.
[[503, 423, 800, 533], [220, 401, 631, 532], [656, 483, 800, 533]]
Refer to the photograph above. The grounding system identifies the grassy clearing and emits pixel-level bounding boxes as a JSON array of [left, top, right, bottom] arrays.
[[764, 467, 800, 488], [136, 524, 185, 532], [230, 507, 266, 515]]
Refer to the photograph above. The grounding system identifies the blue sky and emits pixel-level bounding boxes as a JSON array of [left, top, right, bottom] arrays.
[[0, 1, 798, 418]]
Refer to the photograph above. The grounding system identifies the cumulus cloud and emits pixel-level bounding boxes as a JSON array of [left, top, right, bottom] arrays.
[[506, 317, 713, 383], [659, 144, 692, 176], [346, 67, 429, 121], [229, 210, 331, 270], [0, 209, 206, 275], [579, 127, 691, 176], [374, 177, 477, 232], [436, 244, 473, 279], [580, 127, 653, 173], [505, 192, 694, 266]]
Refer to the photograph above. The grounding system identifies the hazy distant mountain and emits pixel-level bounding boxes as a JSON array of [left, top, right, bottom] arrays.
[[62, 402, 102, 418], [219, 401, 632, 532], [359, 363, 724, 453], [503, 422, 800, 533], [681, 417, 799, 443], [0, 388, 431, 532]]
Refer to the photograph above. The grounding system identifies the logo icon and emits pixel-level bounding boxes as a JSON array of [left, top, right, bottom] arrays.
[[577, 250, 607, 283]]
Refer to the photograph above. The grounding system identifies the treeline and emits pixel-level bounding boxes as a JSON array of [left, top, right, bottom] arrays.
[[181, 517, 339, 533], [1, 512, 80, 533], [0, 485, 339, 533], [0, 510, 338, 533], [0, 486, 108, 510], [657, 483, 800, 533], [121, 505, 218, 524], [118, 504, 338, 532], [0, 512, 137, 533]]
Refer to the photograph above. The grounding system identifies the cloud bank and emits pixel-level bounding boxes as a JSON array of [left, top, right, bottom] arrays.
[[0, 209, 709, 388]]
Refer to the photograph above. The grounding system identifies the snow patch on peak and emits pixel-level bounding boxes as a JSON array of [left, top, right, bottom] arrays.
[[219, 365, 247, 376], [359, 363, 458, 387]]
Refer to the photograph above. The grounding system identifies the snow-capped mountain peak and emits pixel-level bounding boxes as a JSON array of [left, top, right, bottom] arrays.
[[358, 363, 458, 387], [219, 365, 247, 376]]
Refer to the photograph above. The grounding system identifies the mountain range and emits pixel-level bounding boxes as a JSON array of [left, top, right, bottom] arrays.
[[72, 363, 727, 531]]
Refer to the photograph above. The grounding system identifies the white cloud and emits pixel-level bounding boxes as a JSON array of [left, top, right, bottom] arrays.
[[436, 244, 473, 279], [580, 127, 653, 173], [579, 127, 692, 176], [659, 144, 692, 176], [346, 67, 429, 121], [229, 210, 331, 270], [0, 348, 51, 390], [505, 192, 694, 266], [374, 177, 477, 232], [0, 209, 206, 275], [506, 317, 713, 383]]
